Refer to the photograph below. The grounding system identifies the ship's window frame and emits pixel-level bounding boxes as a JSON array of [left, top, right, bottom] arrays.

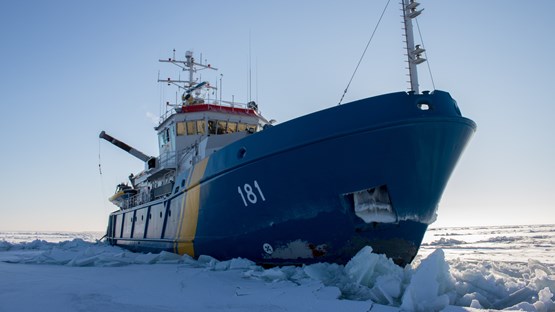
[[186, 120, 197, 135], [227, 121, 237, 133], [208, 120, 217, 135], [207, 119, 258, 135], [176, 122, 187, 136], [217, 121, 227, 134], [159, 128, 171, 147], [197, 120, 206, 135], [238, 123, 247, 132], [170, 125, 176, 151]]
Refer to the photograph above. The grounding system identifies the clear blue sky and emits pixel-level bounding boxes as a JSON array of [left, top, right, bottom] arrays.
[[1, 1, 553, 231]]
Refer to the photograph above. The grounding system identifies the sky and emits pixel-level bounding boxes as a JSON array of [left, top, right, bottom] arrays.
[[0, 0, 553, 231]]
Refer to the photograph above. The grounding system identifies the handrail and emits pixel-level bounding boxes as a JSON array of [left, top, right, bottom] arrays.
[[119, 144, 197, 210], [159, 101, 258, 125], [157, 150, 177, 169]]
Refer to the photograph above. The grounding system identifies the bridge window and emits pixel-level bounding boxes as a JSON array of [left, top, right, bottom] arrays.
[[176, 122, 186, 136], [227, 122, 237, 133], [203, 120, 257, 135], [208, 120, 216, 135], [186, 121, 197, 135], [159, 128, 171, 147], [217, 121, 227, 134], [197, 120, 205, 134], [177, 120, 207, 136]]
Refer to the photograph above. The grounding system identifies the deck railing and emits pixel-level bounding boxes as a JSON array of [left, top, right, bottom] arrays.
[[119, 144, 198, 210]]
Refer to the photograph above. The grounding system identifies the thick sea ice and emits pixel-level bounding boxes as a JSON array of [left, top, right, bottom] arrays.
[[0, 225, 554, 312]]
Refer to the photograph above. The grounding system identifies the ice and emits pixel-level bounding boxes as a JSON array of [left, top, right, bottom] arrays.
[[353, 189, 397, 223], [536, 287, 555, 312], [425, 237, 467, 246], [401, 249, 455, 311], [1, 225, 555, 311], [508, 289, 555, 312], [344, 246, 404, 304]]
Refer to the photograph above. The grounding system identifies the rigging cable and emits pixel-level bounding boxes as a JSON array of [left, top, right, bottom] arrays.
[[414, 17, 436, 90], [98, 139, 103, 175], [98, 138, 109, 213], [338, 0, 391, 105]]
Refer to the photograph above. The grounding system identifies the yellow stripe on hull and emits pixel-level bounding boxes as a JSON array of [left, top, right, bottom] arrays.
[[188, 157, 209, 188], [175, 157, 209, 256]]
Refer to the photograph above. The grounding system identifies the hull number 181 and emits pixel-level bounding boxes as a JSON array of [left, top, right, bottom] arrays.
[[238, 180, 266, 207]]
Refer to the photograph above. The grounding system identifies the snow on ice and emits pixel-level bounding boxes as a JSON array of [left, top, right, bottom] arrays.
[[1, 225, 554, 312]]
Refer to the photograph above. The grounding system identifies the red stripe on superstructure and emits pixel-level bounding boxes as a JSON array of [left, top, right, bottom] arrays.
[[181, 104, 258, 116]]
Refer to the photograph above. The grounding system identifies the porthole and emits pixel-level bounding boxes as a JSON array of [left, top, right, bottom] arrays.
[[168, 209, 172, 217], [141, 215, 144, 221], [160, 211, 163, 218], [181, 179, 185, 187], [238, 147, 247, 159], [417, 102, 431, 111], [149, 213, 152, 220]]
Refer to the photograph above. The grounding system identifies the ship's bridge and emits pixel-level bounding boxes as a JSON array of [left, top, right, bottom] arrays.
[[149, 100, 269, 183], [101, 50, 273, 207], [139, 49, 271, 191]]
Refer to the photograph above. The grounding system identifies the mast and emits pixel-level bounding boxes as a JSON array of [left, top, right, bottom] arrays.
[[158, 50, 218, 115], [158, 50, 217, 94], [402, 0, 426, 94]]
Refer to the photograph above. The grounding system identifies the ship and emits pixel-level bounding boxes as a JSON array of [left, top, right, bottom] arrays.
[[100, 0, 476, 266]]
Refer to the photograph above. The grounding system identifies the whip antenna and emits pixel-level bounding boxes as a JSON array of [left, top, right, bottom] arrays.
[[338, 0, 391, 105]]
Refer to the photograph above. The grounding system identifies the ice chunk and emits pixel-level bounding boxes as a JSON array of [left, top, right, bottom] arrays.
[[257, 267, 288, 281], [456, 292, 489, 309], [345, 246, 403, 287], [470, 299, 482, 309], [156, 250, 182, 263], [400, 249, 455, 312], [529, 258, 552, 275], [345, 246, 379, 285], [197, 254, 219, 269], [214, 260, 230, 271], [0, 240, 11, 251], [344, 246, 404, 304], [304, 262, 343, 284], [427, 237, 466, 246], [492, 286, 536, 310], [533, 287, 555, 312], [227, 257, 256, 270]]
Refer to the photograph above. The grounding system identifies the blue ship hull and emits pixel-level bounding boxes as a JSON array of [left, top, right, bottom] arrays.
[[106, 90, 475, 266]]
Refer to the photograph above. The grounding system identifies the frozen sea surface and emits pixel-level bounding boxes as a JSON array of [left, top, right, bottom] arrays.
[[0, 224, 554, 312], [420, 224, 555, 265]]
